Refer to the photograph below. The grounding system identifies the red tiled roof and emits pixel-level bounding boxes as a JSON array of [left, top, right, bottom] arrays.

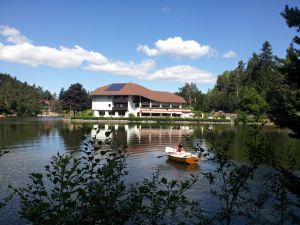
[[91, 83, 186, 104]]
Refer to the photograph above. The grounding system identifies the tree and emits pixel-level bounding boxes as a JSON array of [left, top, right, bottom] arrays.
[[0, 73, 50, 116], [61, 83, 90, 116], [42, 90, 53, 100], [281, 5, 300, 47], [58, 88, 65, 101], [271, 5, 300, 138], [284, 45, 300, 87], [245, 53, 260, 85], [259, 41, 273, 68], [240, 88, 268, 122], [177, 83, 202, 109]]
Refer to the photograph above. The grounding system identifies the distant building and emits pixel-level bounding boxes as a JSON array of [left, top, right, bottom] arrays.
[[91, 83, 192, 117]]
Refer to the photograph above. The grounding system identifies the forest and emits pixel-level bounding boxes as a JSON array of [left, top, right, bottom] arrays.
[[176, 5, 300, 136], [0, 74, 90, 116], [0, 73, 54, 116]]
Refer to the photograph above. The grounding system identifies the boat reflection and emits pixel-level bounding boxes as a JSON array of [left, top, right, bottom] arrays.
[[166, 158, 200, 172]]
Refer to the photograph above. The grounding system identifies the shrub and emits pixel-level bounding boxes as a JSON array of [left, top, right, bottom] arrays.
[[10, 127, 202, 225]]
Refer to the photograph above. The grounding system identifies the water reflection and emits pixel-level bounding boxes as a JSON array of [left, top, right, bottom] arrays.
[[0, 118, 299, 225], [91, 124, 192, 151], [166, 159, 200, 172]]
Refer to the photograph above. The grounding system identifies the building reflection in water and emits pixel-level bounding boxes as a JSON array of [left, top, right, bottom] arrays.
[[90, 124, 201, 155]]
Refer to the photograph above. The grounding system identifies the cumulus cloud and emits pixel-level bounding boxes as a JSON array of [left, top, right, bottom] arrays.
[[85, 59, 155, 77], [0, 26, 31, 44], [148, 65, 216, 83], [222, 50, 236, 58], [0, 43, 108, 68], [0, 26, 216, 84], [0, 26, 108, 68], [137, 37, 211, 59]]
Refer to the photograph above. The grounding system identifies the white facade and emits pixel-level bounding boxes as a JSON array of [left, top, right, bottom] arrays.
[[92, 95, 192, 118]]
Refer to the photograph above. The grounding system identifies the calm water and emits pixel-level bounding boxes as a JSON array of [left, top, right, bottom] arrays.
[[0, 117, 299, 225]]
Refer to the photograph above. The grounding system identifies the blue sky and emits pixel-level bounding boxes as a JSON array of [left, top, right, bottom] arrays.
[[0, 0, 299, 95]]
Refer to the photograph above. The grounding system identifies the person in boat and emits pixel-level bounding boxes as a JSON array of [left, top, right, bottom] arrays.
[[176, 144, 186, 153]]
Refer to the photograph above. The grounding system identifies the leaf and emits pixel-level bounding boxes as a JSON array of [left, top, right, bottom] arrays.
[[170, 180, 177, 188], [105, 131, 112, 137], [157, 190, 167, 196], [161, 177, 167, 184]]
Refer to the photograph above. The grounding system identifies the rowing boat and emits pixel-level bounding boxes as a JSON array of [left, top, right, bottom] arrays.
[[165, 147, 200, 165]]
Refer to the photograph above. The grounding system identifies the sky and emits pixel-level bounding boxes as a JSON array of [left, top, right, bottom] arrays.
[[0, 0, 299, 95]]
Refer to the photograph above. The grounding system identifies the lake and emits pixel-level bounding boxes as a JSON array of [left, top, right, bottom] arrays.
[[0, 117, 299, 224]]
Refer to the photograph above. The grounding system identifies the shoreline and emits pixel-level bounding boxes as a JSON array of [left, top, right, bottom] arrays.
[[68, 116, 232, 125], [69, 118, 234, 124], [0, 116, 276, 126], [68, 117, 275, 126]]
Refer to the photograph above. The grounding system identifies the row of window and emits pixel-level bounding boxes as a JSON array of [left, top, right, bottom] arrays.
[[107, 103, 126, 108], [107, 103, 179, 108], [98, 111, 125, 116]]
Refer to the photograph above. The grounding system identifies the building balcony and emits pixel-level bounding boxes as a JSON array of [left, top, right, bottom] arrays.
[[140, 107, 191, 113]]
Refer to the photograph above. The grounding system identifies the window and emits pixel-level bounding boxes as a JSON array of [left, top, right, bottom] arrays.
[[99, 111, 105, 116], [108, 104, 111, 107]]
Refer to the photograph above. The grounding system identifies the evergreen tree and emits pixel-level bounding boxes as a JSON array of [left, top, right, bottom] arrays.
[[259, 41, 273, 68], [58, 88, 65, 100], [0, 73, 51, 116], [281, 5, 300, 47], [246, 53, 260, 85]]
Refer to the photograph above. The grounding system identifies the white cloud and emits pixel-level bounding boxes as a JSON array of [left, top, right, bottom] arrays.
[[0, 26, 31, 44], [0, 43, 108, 68], [0, 26, 108, 68], [222, 50, 236, 58], [148, 65, 216, 83], [0, 26, 216, 84], [85, 59, 155, 77], [137, 37, 212, 59]]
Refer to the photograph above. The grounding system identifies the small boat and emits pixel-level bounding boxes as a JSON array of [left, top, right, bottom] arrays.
[[165, 147, 200, 165]]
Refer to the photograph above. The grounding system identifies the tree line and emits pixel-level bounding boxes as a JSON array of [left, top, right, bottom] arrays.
[[0, 74, 55, 116], [177, 5, 299, 135], [0, 73, 91, 116]]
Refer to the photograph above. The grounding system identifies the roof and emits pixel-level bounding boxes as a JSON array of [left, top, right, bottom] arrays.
[[91, 83, 186, 104]]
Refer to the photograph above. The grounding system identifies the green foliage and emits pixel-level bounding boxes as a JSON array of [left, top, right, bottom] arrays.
[[60, 83, 91, 116], [234, 111, 249, 125], [239, 87, 268, 122], [200, 125, 299, 225], [128, 113, 135, 118], [176, 82, 206, 111], [281, 5, 300, 46], [76, 109, 93, 117], [50, 100, 64, 113], [4, 123, 300, 225], [10, 127, 200, 225], [0, 73, 53, 116]]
